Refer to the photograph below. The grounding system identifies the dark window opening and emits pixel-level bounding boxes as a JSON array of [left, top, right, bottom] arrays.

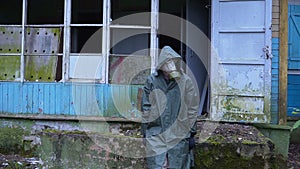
[[159, 35, 184, 61], [111, 0, 151, 25], [72, 0, 103, 24], [27, 0, 64, 24], [110, 29, 150, 56], [0, 0, 22, 24], [71, 27, 102, 53]]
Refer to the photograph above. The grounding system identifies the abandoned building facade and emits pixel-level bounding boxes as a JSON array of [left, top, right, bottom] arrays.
[[0, 0, 299, 131]]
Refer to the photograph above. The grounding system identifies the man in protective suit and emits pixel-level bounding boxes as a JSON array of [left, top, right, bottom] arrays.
[[142, 46, 199, 169]]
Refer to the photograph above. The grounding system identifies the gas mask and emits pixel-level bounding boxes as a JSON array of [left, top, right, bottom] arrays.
[[161, 59, 181, 79]]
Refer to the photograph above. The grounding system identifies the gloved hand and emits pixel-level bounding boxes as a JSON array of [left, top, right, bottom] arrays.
[[189, 136, 195, 150]]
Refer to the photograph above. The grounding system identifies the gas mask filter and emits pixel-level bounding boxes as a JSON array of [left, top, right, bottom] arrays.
[[161, 59, 181, 79]]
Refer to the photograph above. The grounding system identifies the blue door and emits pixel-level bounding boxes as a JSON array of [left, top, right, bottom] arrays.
[[288, 4, 300, 118]]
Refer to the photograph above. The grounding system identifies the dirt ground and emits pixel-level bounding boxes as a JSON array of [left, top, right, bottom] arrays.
[[288, 143, 300, 169]]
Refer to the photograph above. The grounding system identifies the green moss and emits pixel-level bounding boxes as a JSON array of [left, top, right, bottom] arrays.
[[25, 56, 57, 82], [242, 140, 260, 145], [0, 56, 20, 80], [0, 127, 27, 154], [43, 129, 87, 135], [206, 135, 225, 145], [50, 28, 61, 36], [195, 144, 267, 169]]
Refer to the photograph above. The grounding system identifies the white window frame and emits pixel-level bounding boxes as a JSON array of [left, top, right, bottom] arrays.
[[1, 0, 159, 83], [64, 0, 158, 83]]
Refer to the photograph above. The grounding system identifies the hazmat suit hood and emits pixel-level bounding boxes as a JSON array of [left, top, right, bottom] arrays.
[[156, 46, 182, 79]]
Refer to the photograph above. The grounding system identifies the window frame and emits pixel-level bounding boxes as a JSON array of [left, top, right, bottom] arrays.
[[1, 0, 159, 84]]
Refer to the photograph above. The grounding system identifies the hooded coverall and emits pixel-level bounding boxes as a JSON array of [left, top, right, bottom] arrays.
[[142, 46, 199, 169]]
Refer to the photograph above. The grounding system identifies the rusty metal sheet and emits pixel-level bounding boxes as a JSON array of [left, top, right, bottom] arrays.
[[25, 28, 61, 82], [0, 27, 22, 80]]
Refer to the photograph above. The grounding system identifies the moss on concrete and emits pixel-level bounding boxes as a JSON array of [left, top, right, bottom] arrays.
[[0, 127, 28, 154]]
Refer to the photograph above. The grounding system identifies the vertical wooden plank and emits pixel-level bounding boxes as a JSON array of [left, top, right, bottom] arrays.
[[7, 84, 14, 113], [27, 84, 33, 113], [0, 83, 3, 112], [16, 83, 22, 114], [2, 83, 8, 113], [21, 83, 27, 113], [12, 83, 20, 114], [49, 84, 56, 115], [279, 0, 288, 125], [96, 84, 104, 116], [32, 83, 39, 114], [81, 84, 87, 116], [60, 83, 69, 115], [38, 83, 44, 114], [69, 83, 75, 116], [86, 84, 94, 116], [55, 83, 62, 115], [44, 83, 50, 114]]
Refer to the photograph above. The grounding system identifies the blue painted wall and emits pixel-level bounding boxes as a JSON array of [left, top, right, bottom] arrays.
[[288, 4, 300, 118], [288, 75, 300, 117], [0, 82, 142, 118], [271, 38, 279, 124]]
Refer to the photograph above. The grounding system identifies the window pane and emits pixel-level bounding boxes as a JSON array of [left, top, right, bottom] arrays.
[[71, 27, 102, 53], [72, 0, 103, 24], [0, 0, 22, 24], [69, 54, 104, 80], [0, 27, 22, 53], [27, 0, 64, 24], [24, 27, 63, 82], [0, 56, 20, 80], [111, 0, 150, 25], [109, 55, 150, 84], [0, 27, 22, 81], [110, 28, 150, 56], [25, 55, 58, 82]]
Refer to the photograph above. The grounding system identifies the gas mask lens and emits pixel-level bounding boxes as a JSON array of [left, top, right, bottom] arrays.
[[161, 59, 181, 79]]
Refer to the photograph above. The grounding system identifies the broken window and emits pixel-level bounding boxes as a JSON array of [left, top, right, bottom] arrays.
[[0, 0, 22, 24], [109, 0, 151, 84], [0, 0, 22, 81], [69, 0, 104, 81], [0, 0, 158, 84], [25, 0, 64, 82]]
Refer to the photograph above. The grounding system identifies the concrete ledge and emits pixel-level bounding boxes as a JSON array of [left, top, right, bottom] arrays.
[[0, 119, 289, 168], [194, 122, 287, 168], [254, 123, 291, 158]]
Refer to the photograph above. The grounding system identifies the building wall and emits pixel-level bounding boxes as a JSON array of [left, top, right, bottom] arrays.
[[271, 0, 280, 124], [287, 3, 300, 119], [0, 82, 142, 119]]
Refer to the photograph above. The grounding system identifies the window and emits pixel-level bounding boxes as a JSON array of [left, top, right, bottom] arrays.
[[0, 0, 22, 81], [0, 0, 158, 84], [69, 0, 104, 81], [109, 0, 151, 84]]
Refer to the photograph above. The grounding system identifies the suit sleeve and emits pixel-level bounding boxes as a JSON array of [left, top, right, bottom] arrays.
[[141, 76, 153, 137], [185, 76, 199, 135]]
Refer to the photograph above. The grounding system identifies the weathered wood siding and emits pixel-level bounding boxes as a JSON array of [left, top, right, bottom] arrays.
[[0, 82, 141, 119], [271, 0, 281, 123]]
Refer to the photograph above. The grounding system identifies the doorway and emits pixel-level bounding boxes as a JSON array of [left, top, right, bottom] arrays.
[[159, 0, 211, 115]]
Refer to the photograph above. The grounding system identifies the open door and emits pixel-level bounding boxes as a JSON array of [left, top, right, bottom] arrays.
[[211, 0, 272, 123]]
